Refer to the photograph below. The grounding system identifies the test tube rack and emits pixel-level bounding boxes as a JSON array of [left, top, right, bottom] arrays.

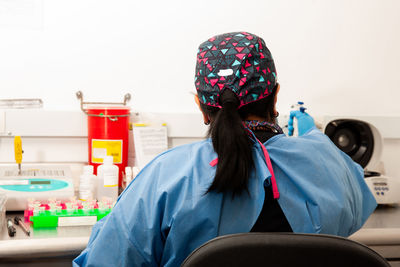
[[24, 199, 113, 228]]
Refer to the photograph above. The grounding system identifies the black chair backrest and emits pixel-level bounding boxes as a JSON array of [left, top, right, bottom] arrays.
[[181, 232, 390, 267]]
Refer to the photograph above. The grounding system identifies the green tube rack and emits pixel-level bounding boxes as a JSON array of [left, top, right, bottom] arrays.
[[30, 208, 111, 228]]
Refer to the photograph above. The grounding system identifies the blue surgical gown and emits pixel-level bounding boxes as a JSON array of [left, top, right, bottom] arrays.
[[74, 127, 377, 267]]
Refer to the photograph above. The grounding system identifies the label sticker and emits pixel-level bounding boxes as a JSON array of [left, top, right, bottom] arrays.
[[217, 68, 233, 77], [92, 148, 107, 159], [58, 216, 97, 227], [92, 139, 123, 164], [104, 174, 118, 187]]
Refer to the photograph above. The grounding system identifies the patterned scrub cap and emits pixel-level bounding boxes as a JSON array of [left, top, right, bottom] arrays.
[[195, 32, 277, 108]]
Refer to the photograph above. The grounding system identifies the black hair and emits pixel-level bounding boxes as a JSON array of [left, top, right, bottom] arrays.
[[201, 85, 278, 197]]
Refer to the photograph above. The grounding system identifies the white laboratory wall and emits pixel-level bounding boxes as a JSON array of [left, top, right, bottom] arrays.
[[0, 110, 208, 164], [0, 0, 400, 117], [1, 1, 400, 185], [0, 110, 209, 186], [0, 109, 400, 183]]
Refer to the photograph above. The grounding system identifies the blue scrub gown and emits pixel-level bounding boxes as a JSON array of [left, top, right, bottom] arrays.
[[74, 127, 377, 267]]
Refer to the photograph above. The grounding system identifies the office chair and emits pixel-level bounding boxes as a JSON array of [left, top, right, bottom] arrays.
[[181, 232, 390, 267]]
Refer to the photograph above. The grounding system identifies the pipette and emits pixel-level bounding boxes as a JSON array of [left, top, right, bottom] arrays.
[[14, 136, 23, 175], [14, 216, 30, 236], [290, 101, 307, 113]]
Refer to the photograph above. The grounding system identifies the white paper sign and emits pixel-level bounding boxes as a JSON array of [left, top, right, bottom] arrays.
[[132, 126, 168, 169]]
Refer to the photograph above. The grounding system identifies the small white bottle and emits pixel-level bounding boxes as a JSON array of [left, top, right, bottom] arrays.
[[79, 165, 96, 201], [96, 156, 119, 202]]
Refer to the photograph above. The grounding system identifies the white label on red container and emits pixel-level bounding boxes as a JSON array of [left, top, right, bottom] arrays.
[[91, 139, 123, 164], [93, 148, 107, 159]]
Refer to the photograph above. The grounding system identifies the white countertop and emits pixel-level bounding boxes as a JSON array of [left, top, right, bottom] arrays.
[[0, 205, 399, 260]]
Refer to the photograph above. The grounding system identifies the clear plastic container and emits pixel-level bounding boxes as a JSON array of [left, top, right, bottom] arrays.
[[96, 156, 119, 202], [79, 165, 96, 201]]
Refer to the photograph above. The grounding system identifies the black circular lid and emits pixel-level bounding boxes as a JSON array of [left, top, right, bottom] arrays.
[[324, 120, 374, 168]]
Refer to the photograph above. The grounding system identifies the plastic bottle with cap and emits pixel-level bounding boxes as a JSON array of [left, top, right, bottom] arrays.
[[79, 165, 96, 201], [96, 156, 119, 202], [287, 101, 307, 137]]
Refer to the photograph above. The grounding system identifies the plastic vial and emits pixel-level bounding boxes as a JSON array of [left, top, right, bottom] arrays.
[[79, 165, 96, 201], [96, 156, 119, 203], [125, 167, 133, 186]]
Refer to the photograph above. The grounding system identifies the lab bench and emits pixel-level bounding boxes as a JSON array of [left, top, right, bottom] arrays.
[[350, 205, 400, 266], [0, 211, 91, 267], [0, 206, 400, 267]]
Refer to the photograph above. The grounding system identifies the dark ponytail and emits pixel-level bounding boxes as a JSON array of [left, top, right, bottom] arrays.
[[205, 90, 254, 196]]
